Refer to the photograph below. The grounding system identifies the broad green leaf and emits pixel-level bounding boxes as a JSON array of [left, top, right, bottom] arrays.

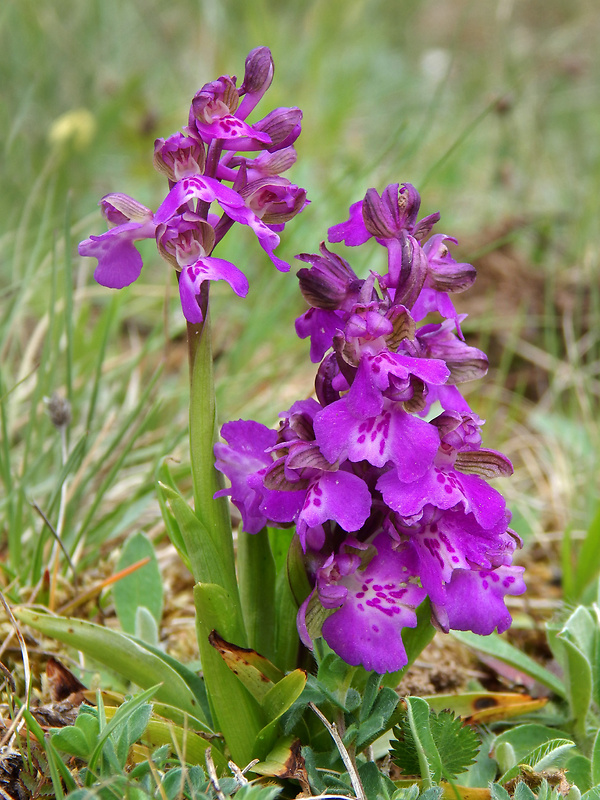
[[253, 670, 307, 761], [566, 754, 592, 794], [194, 583, 264, 767], [252, 735, 304, 778], [450, 630, 566, 699], [237, 527, 277, 661], [13, 608, 204, 720], [51, 725, 92, 759], [208, 630, 276, 702], [261, 669, 307, 720], [581, 789, 600, 800], [559, 606, 597, 664], [555, 632, 593, 739], [113, 531, 163, 634], [404, 696, 443, 786], [591, 726, 600, 786], [160, 482, 225, 587], [492, 724, 571, 765]]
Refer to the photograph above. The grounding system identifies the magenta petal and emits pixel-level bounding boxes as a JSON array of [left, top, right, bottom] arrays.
[[299, 471, 371, 533], [214, 420, 277, 534], [179, 257, 249, 323], [195, 114, 271, 144], [441, 566, 526, 635], [321, 535, 426, 673], [79, 221, 155, 288], [328, 200, 371, 246], [378, 467, 506, 529]]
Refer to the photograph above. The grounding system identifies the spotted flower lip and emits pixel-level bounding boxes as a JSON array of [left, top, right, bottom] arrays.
[[317, 534, 427, 673]]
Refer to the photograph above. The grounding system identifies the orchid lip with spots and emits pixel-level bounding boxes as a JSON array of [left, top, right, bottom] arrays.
[[215, 181, 525, 673]]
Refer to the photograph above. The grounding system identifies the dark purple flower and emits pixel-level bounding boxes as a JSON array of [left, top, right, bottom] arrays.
[[189, 75, 272, 148]]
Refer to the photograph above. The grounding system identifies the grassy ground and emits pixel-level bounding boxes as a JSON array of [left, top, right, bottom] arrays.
[[1, 0, 600, 793]]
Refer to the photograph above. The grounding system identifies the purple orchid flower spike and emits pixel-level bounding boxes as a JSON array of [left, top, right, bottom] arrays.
[[80, 47, 307, 324]]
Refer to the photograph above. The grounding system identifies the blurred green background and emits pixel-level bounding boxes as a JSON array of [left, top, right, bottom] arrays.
[[2, 0, 599, 575]]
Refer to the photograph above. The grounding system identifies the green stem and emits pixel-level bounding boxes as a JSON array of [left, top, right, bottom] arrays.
[[187, 301, 245, 643]]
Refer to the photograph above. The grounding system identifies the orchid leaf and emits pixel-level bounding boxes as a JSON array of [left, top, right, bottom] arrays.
[[450, 630, 566, 699], [13, 607, 207, 722], [237, 526, 277, 662], [155, 460, 190, 571], [113, 531, 163, 635], [253, 669, 307, 761], [261, 669, 307, 720], [208, 629, 284, 700], [194, 583, 263, 767]]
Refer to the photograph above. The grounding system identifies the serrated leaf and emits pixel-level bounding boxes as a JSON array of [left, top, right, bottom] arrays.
[[405, 697, 443, 785], [392, 705, 479, 783], [113, 531, 163, 635], [430, 710, 480, 779]]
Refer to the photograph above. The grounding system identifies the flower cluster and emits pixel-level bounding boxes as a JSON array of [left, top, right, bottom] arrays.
[[215, 183, 525, 673], [78, 48, 308, 322]]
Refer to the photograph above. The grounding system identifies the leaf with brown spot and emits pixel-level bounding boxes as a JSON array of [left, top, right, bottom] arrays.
[[208, 630, 283, 702], [424, 692, 547, 724]]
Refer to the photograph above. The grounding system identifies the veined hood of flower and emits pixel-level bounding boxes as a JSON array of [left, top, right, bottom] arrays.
[[100, 193, 153, 227], [156, 216, 215, 269], [239, 177, 307, 224], [191, 76, 240, 123]]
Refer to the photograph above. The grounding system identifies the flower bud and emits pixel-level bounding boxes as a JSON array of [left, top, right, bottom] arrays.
[[253, 107, 302, 149], [238, 47, 274, 120]]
